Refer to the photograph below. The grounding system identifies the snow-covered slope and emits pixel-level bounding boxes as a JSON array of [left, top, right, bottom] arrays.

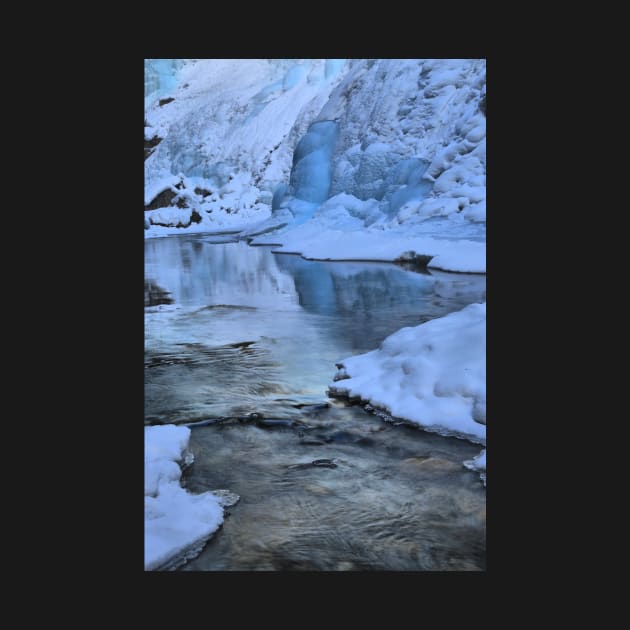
[[144, 59, 348, 235], [144, 59, 485, 273]]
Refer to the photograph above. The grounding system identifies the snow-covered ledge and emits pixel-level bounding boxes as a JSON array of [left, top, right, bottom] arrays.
[[329, 303, 486, 481]]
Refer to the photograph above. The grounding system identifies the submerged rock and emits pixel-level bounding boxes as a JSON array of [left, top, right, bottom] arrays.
[[145, 280, 174, 306]]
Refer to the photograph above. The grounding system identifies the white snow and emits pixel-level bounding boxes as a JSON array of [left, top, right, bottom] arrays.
[[144, 59, 486, 275], [250, 211, 485, 273], [329, 303, 486, 444], [145, 425, 224, 571], [145, 59, 348, 234]]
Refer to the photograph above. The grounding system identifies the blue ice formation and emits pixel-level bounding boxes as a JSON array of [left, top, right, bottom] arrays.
[[283, 64, 309, 90], [283, 120, 339, 224], [144, 59, 186, 104], [325, 59, 346, 79], [272, 184, 289, 212], [290, 121, 339, 204], [381, 158, 433, 217], [331, 147, 434, 219]]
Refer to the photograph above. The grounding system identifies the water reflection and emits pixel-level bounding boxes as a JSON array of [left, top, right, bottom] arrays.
[[144, 235, 486, 570], [145, 236, 485, 422]]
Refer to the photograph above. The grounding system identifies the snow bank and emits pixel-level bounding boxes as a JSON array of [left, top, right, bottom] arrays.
[[329, 303, 486, 444], [251, 212, 486, 273], [145, 425, 223, 570]]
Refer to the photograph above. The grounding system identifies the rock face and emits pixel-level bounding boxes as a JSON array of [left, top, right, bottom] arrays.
[[144, 188, 179, 211], [144, 280, 174, 307], [145, 135, 162, 161]]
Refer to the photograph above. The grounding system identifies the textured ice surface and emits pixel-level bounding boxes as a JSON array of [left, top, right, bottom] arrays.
[[144, 59, 485, 254], [290, 120, 339, 205]]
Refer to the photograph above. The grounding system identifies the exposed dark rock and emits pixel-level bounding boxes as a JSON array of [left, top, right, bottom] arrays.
[[227, 340, 256, 348], [145, 189, 178, 211], [332, 371, 350, 382], [394, 251, 433, 271], [312, 459, 338, 468], [191, 210, 202, 223], [145, 280, 174, 307], [144, 135, 162, 161], [159, 97, 175, 106], [194, 187, 212, 197]]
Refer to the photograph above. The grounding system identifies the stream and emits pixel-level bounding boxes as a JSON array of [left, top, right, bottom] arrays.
[[145, 234, 486, 570]]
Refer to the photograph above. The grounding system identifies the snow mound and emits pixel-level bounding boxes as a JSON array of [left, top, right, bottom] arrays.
[[145, 425, 224, 570], [329, 303, 486, 444]]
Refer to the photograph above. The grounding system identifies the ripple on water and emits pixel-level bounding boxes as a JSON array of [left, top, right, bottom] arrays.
[[180, 405, 485, 571], [145, 238, 486, 570]]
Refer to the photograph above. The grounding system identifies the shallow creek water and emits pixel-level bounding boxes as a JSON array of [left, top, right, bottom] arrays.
[[145, 234, 486, 570]]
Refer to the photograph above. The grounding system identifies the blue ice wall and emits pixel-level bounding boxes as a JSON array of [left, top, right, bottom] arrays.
[[290, 121, 339, 204], [283, 64, 309, 90], [325, 59, 346, 79], [272, 184, 288, 211], [144, 59, 185, 104]]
